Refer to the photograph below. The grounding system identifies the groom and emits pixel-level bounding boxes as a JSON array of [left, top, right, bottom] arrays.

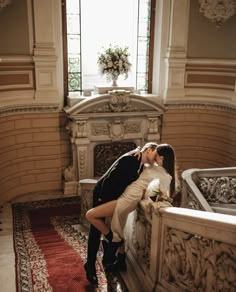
[[84, 142, 158, 285]]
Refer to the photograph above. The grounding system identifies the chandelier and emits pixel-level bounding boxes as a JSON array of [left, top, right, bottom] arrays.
[[199, 0, 236, 28], [0, 0, 12, 12]]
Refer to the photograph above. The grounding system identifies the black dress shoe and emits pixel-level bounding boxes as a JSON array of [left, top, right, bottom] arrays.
[[84, 262, 98, 285], [103, 240, 124, 265]]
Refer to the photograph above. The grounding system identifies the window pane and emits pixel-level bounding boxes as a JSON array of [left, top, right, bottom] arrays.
[[67, 0, 81, 92], [137, 72, 148, 91], [136, 0, 152, 91], [68, 72, 81, 91], [65, 0, 153, 93], [80, 0, 138, 90]]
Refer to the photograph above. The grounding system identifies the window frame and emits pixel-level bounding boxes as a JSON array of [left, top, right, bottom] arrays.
[[61, 0, 156, 102]]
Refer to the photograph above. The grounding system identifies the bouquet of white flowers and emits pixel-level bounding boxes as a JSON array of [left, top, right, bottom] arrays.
[[97, 45, 132, 82], [145, 178, 173, 204], [145, 178, 162, 199]]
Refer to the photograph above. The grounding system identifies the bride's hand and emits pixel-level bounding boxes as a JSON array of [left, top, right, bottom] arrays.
[[133, 146, 141, 159]]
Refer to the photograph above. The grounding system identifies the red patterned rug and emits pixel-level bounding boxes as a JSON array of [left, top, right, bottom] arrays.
[[12, 196, 128, 292]]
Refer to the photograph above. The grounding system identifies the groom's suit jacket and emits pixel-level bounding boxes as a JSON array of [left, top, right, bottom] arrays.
[[93, 150, 143, 205]]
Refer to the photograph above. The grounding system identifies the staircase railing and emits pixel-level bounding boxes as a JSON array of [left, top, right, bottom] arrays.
[[124, 201, 236, 292], [181, 167, 236, 215]]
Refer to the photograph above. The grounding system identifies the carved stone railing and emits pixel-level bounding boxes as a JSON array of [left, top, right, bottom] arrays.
[[181, 167, 236, 216], [123, 202, 236, 291], [78, 174, 236, 291]]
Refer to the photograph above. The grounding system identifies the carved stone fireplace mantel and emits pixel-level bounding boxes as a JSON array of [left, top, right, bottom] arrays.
[[63, 90, 166, 195]]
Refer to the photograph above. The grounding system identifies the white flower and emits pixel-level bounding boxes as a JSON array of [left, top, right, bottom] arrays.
[[97, 45, 132, 81], [145, 178, 161, 198]]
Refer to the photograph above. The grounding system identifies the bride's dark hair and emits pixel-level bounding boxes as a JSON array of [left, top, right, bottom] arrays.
[[156, 144, 176, 197]]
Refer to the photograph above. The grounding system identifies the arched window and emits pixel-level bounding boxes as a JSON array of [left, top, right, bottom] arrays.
[[62, 0, 156, 99]]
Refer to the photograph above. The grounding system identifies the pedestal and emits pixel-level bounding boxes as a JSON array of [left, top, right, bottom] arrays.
[[79, 178, 97, 222]]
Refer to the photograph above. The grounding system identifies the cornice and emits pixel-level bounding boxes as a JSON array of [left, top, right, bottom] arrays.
[[165, 102, 236, 113], [0, 103, 60, 116]]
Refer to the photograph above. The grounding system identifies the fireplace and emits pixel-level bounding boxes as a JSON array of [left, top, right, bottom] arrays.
[[94, 141, 137, 177], [63, 90, 165, 195]]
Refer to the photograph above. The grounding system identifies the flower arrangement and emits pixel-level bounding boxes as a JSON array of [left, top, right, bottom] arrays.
[[97, 45, 132, 82], [145, 178, 162, 198]]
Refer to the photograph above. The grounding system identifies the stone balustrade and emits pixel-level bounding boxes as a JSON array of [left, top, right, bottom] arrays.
[[181, 167, 236, 215], [79, 167, 236, 291], [124, 201, 236, 291]]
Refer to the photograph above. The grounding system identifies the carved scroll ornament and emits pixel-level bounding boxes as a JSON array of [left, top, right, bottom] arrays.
[[132, 208, 152, 267], [186, 190, 203, 210], [199, 0, 236, 28], [162, 227, 236, 291], [108, 90, 131, 112], [63, 165, 76, 182], [0, 0, 12, 12], [148, 117, 159, 134], [198, 176, 236, 204]]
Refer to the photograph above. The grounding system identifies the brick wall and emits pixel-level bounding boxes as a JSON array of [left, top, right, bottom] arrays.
[[161, 107, 236, 173], [0, 106, 235, 204], [0, 111, 71, 204]]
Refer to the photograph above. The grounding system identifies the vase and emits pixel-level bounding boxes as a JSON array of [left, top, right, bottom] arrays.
[[111, 75, 118, 87]]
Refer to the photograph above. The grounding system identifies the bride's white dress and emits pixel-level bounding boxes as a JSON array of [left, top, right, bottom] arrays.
[[111, 164, 172, 242]]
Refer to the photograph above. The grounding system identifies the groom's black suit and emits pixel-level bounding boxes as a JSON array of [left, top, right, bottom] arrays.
[[86, 150, 143, 268]]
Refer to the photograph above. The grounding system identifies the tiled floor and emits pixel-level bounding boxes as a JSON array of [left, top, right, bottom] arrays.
[[0, 191, 67, 292]]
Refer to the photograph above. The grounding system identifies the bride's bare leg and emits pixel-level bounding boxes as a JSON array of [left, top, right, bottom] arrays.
[[86, 200, 117, 235]]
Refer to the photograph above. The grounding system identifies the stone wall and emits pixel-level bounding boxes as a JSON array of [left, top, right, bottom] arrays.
[[161, 106, 236, 173], [0, 110, 71, 204]]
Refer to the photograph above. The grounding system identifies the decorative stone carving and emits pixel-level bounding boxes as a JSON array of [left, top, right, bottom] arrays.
[[162, 227, 236, 291], [124, 122, 141, 133], [199, 0, 236, 28], [92, 121, 141, 137], [63, 93, 165, 194], [93, 142, 136, 177], [63, 165, 76, 182], [80, 189, 93, 221], [0, 104, 59, 115], [132, 207, 152, 268], [186, 190, 203, 210], [0, 0, 12, 11], [78, 148, 87, 179], [77, 120, 87, 138], [66, 120, 87, 139], [65, 121, 76, 140], [167, 102, 236, 113], [198, 176, 236, 203], [148, 117, 159, 134], [92, 123, 109, 136], [108, 90, 131, 112], [108, 120, 125, 140], [79, 179, 97, 222]]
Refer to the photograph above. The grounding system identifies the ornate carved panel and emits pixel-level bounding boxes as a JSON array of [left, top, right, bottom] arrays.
[[94, 141, 136, 177], [78, 148, 87, 179], [198, 176, 236, 204], [161, 226, 236, 291], [64, 91, 165, 194], [186, 187, 203, 210], [199, 0, 236, 28], [134, 209, 152, 268]]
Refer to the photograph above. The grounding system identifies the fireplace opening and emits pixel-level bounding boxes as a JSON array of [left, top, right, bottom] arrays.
[[94, 141, 137, 177]]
